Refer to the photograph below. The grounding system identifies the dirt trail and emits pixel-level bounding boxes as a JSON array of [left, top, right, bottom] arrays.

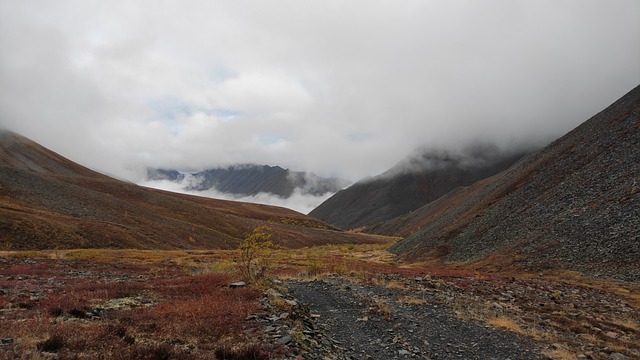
[[287, 276, 544, 360]]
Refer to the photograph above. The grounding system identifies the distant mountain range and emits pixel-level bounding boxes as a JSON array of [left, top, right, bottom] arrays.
[[309, 145, 530, 230], [0, 131, 382, 250], [379, 84, 640, 281], [147, 165, 351, 198]]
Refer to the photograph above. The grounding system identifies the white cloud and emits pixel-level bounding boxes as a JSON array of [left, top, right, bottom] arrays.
[[1, 0, 639, 187], [139, 178, 334, 215]]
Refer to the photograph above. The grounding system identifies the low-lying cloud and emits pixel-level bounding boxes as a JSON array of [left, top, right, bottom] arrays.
[[1, 0, 639, 186], [140, 177, 335, 215]]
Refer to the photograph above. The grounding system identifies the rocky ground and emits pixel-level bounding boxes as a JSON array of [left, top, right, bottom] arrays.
[[387, 86, 640, 283], [286, 277, 542, 359], [1, 252, 639, 359], [260, 274, 639, 360]]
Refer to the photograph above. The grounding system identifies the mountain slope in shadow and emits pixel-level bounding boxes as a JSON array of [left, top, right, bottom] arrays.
[[309, 144, 530, 230]]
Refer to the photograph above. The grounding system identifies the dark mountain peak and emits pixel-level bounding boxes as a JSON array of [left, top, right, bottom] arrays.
[[146, 168, 182, 181], [147, 164, 350, 199], [379, 142, 530, 180], [309, 143, 531, 230]]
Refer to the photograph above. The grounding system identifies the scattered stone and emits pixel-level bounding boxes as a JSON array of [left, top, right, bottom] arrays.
[[609, 353, 629, 360], [278, 335, 292, 345], [265, 288, 284, 297], [287, 277, 547, 360]]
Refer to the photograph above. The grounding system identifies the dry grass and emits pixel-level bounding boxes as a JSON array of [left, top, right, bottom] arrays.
[[487, 317, 525, 335], [383, 280, 406, 289], [609, 317, 640, 332], [367, 298, 393, 321], [397, 296, 427, 305]]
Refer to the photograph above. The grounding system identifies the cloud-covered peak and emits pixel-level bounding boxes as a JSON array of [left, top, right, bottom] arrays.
[[1, 0, 638, 183]]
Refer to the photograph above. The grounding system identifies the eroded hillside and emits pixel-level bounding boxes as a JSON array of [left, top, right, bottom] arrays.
[[387, 85, 640, 281]]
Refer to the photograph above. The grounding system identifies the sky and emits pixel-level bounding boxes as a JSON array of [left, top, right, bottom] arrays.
[[1, 1, 639, 211]]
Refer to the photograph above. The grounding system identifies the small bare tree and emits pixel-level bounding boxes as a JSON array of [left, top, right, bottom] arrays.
[[237, 225, 278, 281]]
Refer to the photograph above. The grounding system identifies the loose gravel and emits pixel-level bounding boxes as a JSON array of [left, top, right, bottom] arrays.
[[287, 277, 545, 360]]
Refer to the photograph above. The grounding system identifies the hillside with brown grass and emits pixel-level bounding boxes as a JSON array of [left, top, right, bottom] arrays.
[[385, 84, 640, 281], [0, 131, 384, 250]]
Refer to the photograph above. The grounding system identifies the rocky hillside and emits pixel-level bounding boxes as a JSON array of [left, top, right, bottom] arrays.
[[387, 84, 640, 281], [309, 145, 529, 230], [148, 165, 350, 198], [0, 131, 384, 250]]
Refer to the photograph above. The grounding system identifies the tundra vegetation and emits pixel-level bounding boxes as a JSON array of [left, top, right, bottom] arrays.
[[0, 236, 638, 359]]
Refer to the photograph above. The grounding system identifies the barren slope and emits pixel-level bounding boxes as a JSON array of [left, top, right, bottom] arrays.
[[0, 131, 384, 250], [387, 85, 640, 281], [310, 146, 528, 230]]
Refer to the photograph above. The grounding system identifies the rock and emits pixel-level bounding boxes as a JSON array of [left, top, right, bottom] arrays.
[[398, 349, 411, 356], [229, 281, 246, 288], [41, 352, 60, 359], [609, 353, 629, 360], [266, 288, 284, 298], [414, 277, 424, 282], [605, 331, 618, 339], [278, 335, 292, 345], [1, 338, 13, 345], [264, 326, 276, 332]]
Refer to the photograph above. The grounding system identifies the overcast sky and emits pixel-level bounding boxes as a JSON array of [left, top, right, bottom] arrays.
[[1, 0, 639, 185]]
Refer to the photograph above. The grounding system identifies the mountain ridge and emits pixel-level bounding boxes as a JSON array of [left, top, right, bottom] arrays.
[[147, 164, 350, 198], [0, 130, 384, 250], [309, 145, 530, 230], [386, 84, 640, 281]]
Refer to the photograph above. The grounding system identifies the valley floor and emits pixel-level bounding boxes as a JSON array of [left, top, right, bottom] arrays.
[[0, 246, 638, 359], [287, 277, 543, 359]]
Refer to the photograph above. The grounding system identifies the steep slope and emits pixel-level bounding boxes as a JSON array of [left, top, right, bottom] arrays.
[[309, 145, 528, 230], [0, 131, 384, 250], [148, 165, 350, 198], [387, 85, 640, 281]]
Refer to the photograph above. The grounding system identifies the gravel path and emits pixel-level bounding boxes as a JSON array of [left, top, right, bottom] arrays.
[[287, 277, 545, 360]]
